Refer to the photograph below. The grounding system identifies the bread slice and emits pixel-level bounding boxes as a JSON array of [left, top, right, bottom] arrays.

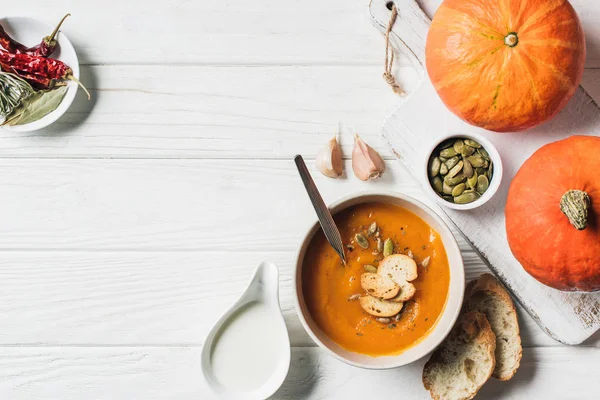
[[463, 273, 522, 381], [423, 312, 496, 400]]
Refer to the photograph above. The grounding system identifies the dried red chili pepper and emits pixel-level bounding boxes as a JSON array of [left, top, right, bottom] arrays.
[[0, 51, 90, 98], [0, 14, 70, 57]]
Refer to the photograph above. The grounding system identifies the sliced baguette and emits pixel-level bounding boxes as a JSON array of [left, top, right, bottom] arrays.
[[378, 254, 418, 302], [463, 273, 522, 381], [423, 312, 496, 400]]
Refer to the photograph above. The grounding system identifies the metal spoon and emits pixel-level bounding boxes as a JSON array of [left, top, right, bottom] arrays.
[[294, 155, 346, 264]]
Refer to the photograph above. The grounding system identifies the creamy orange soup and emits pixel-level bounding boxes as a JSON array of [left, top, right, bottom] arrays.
[[302, 202, 451, 356]]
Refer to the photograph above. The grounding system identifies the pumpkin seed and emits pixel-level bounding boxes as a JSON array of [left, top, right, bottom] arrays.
[[467, 155, 486, 168], [346, 244, 355, 251], [439, 163, 448, 175], [383, 238, 394, 257], [364, 264, 378, 273], [445, 156, 460, 169], [442, 195, 454, 202], [440, 147, 458, 158], [439, 156, 448, 162], [463, 159, 474, 178], [444, 173, 466, 186], [446, 160, 464, 179], [476, 175, 489, 194], [452, 183, 466, 197], [454, 191, 481, 204], [442, 181, 454, 195], [376, 238, 383, 252], [460, 145, 475, 157], [368, 222, 378, 236], [486, 161, 493, 180], [464, 139, 482, 148], [453, 139, 465, 154], [467, 171, 478, 189], [476, 167, 486, 175], [407, 249, 414, 259], [477, 148, 490, 160], [355, 233, 369, 249], [431, 176, 443, 193], [429, 157, 441, 177], [421, 256, 431, 268], [348, 293, 361, 301], [376, 317, 391, 324]]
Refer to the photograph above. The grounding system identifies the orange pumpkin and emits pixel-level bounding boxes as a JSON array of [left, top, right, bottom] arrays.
[[506, 136, 600, 291], [425, 0, 586, 132]]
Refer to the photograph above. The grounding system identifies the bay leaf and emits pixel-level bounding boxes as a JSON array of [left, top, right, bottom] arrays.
[[6, 86, 68, 126]]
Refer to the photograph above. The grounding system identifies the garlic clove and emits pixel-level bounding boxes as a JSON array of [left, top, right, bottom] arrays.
[[352, 135, 386, 181], [315, 136, 343, 178]]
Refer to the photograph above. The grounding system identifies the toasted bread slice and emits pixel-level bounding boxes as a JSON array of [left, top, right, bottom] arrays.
[[464, 273, 522, 381], [378, 254, 418, 302], [360, 273, 400, 299], [423, 312, 496, 400], [359, 295, 403, 317]]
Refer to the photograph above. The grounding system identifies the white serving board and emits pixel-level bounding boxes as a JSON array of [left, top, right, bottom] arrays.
[[369, 0, 600, 344]]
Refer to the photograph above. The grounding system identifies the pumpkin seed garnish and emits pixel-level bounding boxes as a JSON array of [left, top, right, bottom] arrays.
[[454, 190, 481, 204], [452, 183, 466, 197], [431, 176, 443, 193], [444, 173, 466, 186], [376, 238, 383, 252], [445, 156, 460, 169], [383, 238, 394, 257], [476, 175, 489, 194], [407, 249, 414, 259], [346, 244, 355, 251], [463, 159, 474, 178], [464, 139, 482, 148], [348, 293, 361, 301], [376, 317, 391, 324], [363, 264, 378, 273], [461, 145, 476, 157], [429, 157, 441, 177], [439, 163, 448, 175], [355, 233, 369, 249], [367, 222, 378, 236], [440, 147, 458, 158], [421, 256, 431, 268], [453, 139, 465, 154], [446, 160, 464, 179], [428, 136, 494, 205]]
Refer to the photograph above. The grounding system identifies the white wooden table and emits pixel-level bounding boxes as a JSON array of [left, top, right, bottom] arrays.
[[0, 1, 599, 399]]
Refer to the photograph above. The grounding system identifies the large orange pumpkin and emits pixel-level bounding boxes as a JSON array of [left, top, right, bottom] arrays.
[[506, 136, 600, 291], [425, 0, 586, 132]]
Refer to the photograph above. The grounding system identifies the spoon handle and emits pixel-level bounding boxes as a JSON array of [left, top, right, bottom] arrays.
[[294, 155, 347, 265]]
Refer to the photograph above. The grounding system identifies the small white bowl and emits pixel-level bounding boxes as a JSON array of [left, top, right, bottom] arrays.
[[0, 16, 79, 132], [424, 132, 503, 211], [293, 191, 465, 369]]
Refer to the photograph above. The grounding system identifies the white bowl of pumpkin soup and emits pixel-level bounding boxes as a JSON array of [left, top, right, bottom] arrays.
[[293, 192, 464, 369]]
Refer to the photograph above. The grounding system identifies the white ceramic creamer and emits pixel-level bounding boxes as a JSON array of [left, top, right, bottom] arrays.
[[201, 262, 290, 399]]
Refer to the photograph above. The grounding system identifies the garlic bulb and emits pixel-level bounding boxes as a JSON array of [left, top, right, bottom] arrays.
[[315, 136, 343, 178], [352, 135, 385, 181]]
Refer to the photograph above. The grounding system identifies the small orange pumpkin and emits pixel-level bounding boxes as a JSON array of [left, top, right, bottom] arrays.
[[425, 0, 586, 132], [506, 136, 600, 291]]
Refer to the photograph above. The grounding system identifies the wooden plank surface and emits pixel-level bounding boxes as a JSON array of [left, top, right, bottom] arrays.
[[4, 0, 600, 67], [0, 0, 599, 397], [0, 347, 597, 399]]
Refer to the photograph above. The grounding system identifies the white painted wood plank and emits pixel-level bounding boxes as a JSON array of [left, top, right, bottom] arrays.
[[0, 251, 587, 348], [0, 65, 418, 159], [6, 0, 600, 67], [0, 346, 597, 399], [0, 159, 458, 251]]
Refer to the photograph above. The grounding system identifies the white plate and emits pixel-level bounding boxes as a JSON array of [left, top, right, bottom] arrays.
[[0, 16, 79, 132]]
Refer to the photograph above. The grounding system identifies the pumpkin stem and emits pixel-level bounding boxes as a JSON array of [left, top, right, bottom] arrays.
[[504, 33, 518, 47], [560, 190, 591, 230]]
